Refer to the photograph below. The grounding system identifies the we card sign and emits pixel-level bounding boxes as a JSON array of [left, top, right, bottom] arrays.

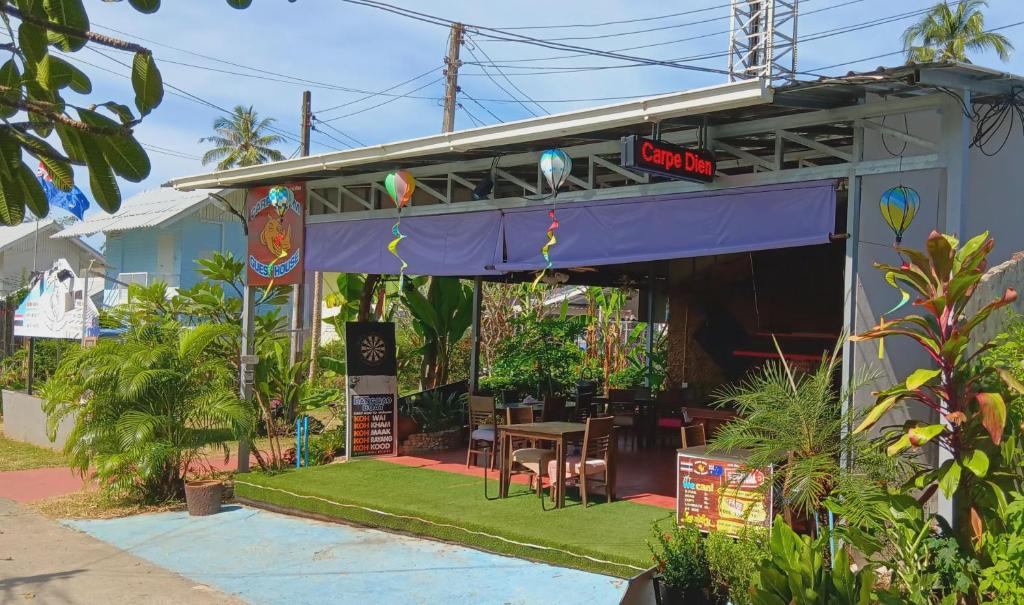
[[676, 447, 771, 536]]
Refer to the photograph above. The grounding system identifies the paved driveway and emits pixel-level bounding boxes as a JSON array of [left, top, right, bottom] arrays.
[[0, 498, 243, 604], [67, 505, 629, 605]]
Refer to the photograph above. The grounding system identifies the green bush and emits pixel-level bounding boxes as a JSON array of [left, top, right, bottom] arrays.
[[705, 528, 769, 605], [979, 491, 1024, 603], [648, 522, 710, 593], [410, 391, 466, 433], [41, 321, 251, 503], [750, 519, 874, 605], [486, 312, 586, 398]]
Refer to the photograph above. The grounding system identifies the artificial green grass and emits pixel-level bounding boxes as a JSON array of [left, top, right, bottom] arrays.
[[235, 460, 674, 578]]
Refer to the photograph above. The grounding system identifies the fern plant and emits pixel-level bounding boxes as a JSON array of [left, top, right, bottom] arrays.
[[709, 338, 909, 529], [41, 320, 252, 503]]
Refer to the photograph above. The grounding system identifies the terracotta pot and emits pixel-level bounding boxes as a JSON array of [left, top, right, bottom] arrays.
[[184, 480, 224, 516], [397, 415, 420, 441]]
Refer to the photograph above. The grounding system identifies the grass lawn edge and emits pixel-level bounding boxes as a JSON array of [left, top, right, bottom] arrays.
[[234, 470, 657, 579]]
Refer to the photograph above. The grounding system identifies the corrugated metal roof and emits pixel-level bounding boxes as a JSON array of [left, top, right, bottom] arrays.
[[53, 187, 220, 238], [0, 219, 57, 252]]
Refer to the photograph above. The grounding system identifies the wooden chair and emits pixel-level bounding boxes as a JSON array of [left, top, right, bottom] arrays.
[[680, 422, 707, 448], [540, 395, 567, 422], [547, 416, 616, 507], [466, 395, 497, 469], [505, 406, 550, 494], [607, 389, 638, 450], [574, 392, 595, 422]]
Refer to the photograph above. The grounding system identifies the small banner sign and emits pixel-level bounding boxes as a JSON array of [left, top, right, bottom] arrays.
[[345, 322, 399, 458], [676, 448, 772, 536], [621, 135, 716, 183], [246, 183, 305, 287], [14, 258, 99, 340]]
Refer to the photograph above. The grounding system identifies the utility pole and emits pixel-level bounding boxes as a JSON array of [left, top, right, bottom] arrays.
[[441, 22, 464, 134], [290, 90, 312, 367]]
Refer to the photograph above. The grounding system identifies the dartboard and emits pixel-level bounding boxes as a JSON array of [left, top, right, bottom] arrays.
[[360, 335, 387, 365]]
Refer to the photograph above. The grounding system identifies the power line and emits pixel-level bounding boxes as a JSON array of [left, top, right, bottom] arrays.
[[457, 103, 486, 127], [318, 76, 444, 122], [310, 124, 354, 149], [465, 36, 547, 114], [314, 67, 441, 115], [140, 143, 201, 161], [312, 118, 366, 147], [497, 0, 736, 30], [92, 21, 444, 108], [337, 0, 732, 76], [83, 46, 344, 152], [458, 4, 942, 77], [462, 42, 538, 117], [459, 88, 504, 123]]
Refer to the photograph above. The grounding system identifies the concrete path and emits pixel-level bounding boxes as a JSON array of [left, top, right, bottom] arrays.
[[0, 498, 246, 604], [68, 505, 629, 605]]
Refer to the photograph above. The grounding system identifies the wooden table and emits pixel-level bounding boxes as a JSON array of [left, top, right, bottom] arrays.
[[498, 421, 586, 509]]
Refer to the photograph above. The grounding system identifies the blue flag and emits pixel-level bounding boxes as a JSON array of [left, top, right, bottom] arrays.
[[36, 163, 90, 220]]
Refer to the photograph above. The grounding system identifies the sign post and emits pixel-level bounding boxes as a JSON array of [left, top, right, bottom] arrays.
[[345, 322, 399, 459]]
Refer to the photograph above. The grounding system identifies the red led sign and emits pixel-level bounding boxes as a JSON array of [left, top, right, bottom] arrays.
[[621, 135, 716, 183]]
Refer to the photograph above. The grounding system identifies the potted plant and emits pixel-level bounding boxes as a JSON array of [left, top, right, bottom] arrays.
[[184, 479, 224, 516], [403, 391, 467, 452], [649, 523, 714, 605]]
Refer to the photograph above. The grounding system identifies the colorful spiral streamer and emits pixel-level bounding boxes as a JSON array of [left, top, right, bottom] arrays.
[[388, 219, 408, 289], [531, 209, 560, 288]]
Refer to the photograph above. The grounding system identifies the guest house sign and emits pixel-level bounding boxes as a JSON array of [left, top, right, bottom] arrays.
[[246, 184, 305, 287], [676, 447, 772, 536], [621, 135, 715, 183], [345, 322, 399, 458]]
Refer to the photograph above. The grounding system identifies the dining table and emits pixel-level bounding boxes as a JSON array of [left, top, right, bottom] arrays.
[[497, 421, 587, 509]]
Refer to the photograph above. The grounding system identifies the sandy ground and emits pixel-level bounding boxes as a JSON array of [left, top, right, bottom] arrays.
[[0, 498, 247, 604]]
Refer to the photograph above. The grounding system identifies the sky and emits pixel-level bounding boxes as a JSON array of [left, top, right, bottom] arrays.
[[30, 0, 1024, 225]]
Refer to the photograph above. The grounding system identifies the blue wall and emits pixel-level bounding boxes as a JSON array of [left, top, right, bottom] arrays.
[[105, 214, 247, 290]]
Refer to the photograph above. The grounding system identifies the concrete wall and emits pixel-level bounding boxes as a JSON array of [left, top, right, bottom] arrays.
[[964, 252, 1024, 349], [1, 389, 74, 451], [849, 97, 1024, 460]]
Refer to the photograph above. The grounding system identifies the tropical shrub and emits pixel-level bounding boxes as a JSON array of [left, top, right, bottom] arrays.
[[850, 231, 1023, 548], [40, 321, 251, 502], [410, 391, 466, 434], [829, 491, 974, 604], [978, 491, 1024, 603], [648, 522, 711, 594], [710, 339, 907, 529], [402, 277, 473, 390], [704, 528, 769, 605], [750, 519, 874, 605], [486, 311, 586, 398]]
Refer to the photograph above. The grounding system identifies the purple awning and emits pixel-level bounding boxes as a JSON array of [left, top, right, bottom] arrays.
[[306, 180, 836, 276], [306, 210, 503, 276], [496, 180, 837, 271]]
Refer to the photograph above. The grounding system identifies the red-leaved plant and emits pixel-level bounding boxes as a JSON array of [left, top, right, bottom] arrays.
[[851, 231, 1022, 549]]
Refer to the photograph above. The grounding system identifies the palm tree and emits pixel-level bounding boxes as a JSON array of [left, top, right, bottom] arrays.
[[902, 0, 1013, 64], [199, 105, 287, 170], [41, 320, 252, 502]]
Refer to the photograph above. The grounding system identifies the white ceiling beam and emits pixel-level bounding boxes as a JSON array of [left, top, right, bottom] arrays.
[[712, 140, 776, 170], [777, 129, 853, 162], [854, 118, 938, 151], [308, 188, 341, 212], [590, 155, 647, 183], [333, 186, 371, 210], [495, 168, 538, 194]]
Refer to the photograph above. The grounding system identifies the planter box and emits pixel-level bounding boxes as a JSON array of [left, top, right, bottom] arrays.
[[1, 389, 75, 451], [401, 428, 464, 453]]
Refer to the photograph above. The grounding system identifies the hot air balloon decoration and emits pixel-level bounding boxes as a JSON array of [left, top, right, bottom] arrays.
[[384, 170, 416, 288], [879, 185, 920, 244], [268, 185, 293, 217], [532, 149, 572, 288], [876, 184, 921, 360], [539, 149, 572, 195]]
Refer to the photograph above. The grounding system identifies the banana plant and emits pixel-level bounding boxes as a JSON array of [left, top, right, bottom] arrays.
[[851, 231, 1023, 549], [401, 277, 473, 390]]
